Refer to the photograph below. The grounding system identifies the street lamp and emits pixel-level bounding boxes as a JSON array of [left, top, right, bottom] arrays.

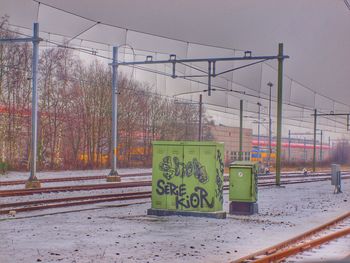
[[257, 102, 262, 154]]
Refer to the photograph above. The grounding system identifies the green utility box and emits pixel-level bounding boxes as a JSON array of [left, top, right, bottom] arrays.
[[147, 141, 226, 219], [229, 161, 258, 215]]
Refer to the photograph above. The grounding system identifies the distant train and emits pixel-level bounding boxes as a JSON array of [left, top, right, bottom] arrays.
[[79, 144, 150, 166], [78, 139, 331, 167], [250, 147, 275, 163], [251, 140, 330, 162]]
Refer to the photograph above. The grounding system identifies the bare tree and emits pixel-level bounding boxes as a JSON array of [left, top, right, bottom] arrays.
[[0, 16, 211, 170], [332, 139, 350, 164], [0, 16, 31, 169]]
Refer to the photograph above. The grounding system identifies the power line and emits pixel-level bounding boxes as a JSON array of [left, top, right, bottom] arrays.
[[4, 22, 347, 115], [33, 0, 247, 53], [32, 0, 350, 111], [1, 23, 349, 134], [263, 62, 350, 109]]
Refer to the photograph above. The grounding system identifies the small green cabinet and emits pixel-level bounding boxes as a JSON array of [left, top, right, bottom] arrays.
[[229, 161, 258, 202], [151, 141, 224, 213]]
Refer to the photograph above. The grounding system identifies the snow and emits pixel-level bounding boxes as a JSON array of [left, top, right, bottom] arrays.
[[0, 177, 349, 263], [0, 168, 152, 181], [287, 234, 350, 262]]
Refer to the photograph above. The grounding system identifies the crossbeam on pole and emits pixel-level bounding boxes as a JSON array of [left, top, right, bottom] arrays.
[[0, 37, 36, 43], [111, 55, 290, 66], [311, 113, 350, 116], [311, 112, 350, 131], [112, 53, 289, 96]]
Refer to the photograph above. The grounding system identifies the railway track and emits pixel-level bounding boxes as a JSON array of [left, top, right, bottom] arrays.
[[0, 191, 151, 215], [0, 171, 343, 187], [1, 176, 349, 215], [0, 172, 151, 186], [1, 175, 349, 197], [2, 169, 348, 187], [232, 212, 350, 263], [0, 180, 152, 197]]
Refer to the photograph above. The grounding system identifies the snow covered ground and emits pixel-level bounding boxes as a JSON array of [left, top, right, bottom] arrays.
[[287, 234, 350, 262], [0, 177, 349, 263], [0, 168, 152, 181]]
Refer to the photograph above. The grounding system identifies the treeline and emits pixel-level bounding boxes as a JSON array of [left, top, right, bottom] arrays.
[[332, 140, 350, 165], [0, 17, 209, 170]]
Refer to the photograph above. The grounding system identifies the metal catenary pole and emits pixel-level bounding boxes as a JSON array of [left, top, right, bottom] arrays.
[[288, 129, 291, 162], [304, 137, 307, 162], [257, 102, 261, 155], [275, 43, 284, 186], [239, 100, 243, 161], [267, 81, 273, 170], [0, 23, 41, 186], [112, 48, 289, 167], [313, 109, 317, 172], [239, 99, 243, 161], [29, 23, 40, 182], [320, 130, 323, 161], [109, 46, 120, 178], [198, 94, 203, 141]]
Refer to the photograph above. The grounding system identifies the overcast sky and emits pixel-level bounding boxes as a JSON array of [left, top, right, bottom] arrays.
[[1, 0, 350, 138], [25, 0, 350, 105]]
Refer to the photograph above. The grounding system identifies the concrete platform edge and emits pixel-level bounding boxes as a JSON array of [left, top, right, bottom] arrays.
[[147, 208, 226, 219], [106, 175, 121, 182], [229, 201, 258, 215], [25, 180, 41, 189]]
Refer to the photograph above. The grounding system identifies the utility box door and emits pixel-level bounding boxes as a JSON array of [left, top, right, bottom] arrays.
[[229, 166, 255, 202], [165, 145, 184, 210], [151, 141, 224, 212], [197, 145, 216, 212], [151, 144, 168, 209]]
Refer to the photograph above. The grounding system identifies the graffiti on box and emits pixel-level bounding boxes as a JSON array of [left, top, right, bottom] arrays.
[[155, 151, 224, 209], [215, 149, 224, 204], [159, 156, 209, 184], [157, 155, 214, 209], [156, 179, 214, 209]]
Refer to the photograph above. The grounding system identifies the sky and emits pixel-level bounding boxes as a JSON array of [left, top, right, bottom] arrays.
[[27, 0, 350, 104], [1, 0, 350, 139]]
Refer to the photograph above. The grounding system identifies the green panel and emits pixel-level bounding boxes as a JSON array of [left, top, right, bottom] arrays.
[[153, 141, 184, 146], [151, 144, 168, 209], [197, 145, 217, 212], [229, 166, 256, 202], [151, 141, 225, 213], [182, 145, 219, 212], [181, 145, 200, 211], [165, 145, 184, 210], [215, 144, 225, 210]]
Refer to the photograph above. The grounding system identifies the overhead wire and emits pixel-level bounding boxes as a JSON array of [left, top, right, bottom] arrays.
[[5, 9, 349, 115], [23, 2, 322, 107], [32, 0, 247, 53], [5, 22, 345, 116], [263, 62, 350, 109], [1, 22, 349, 135]]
